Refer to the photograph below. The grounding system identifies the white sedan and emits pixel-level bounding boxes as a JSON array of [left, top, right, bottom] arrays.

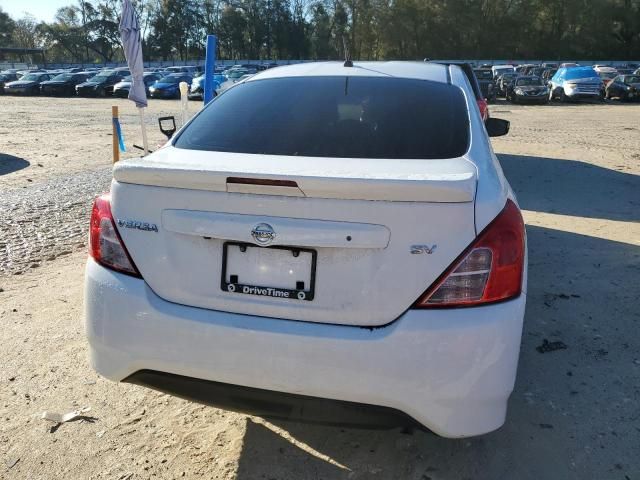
[[85, 61, 526, 438]]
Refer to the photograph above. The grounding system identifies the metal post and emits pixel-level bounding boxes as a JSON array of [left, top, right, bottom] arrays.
[[112, 106, 120, 163], [204, 35, 217, 105]]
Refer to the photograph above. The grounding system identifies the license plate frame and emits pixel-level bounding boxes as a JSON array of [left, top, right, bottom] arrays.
[[221, 242, 317, 301]]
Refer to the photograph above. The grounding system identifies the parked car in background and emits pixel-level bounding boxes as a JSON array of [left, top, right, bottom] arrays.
[[85, 61, 523, 439], [3, 72, 51, 95], [541, 63, 558, 69], [165, 65, 199, 75], [113, 67, 132, 75], [515, 64, 535, 74], [188, 73, 226, 100], [549, 66, 603, 102], [497, 72, 518, 97], [597, 68, 618, 88], [76, 70, 127, 97], [614, 68, 634, 75], [40, 72, 90, 96], [507, 76, 549, 104], [473, 68, 496, 102], [149, 73, 193, 99], [605, 74, 640, 101], [542, 68, 557, 83], [559, 62, 579, 68], [15, 69, 46, 78], [530, 67, 545, 77], [491, 64, 515, 79], [0, 72, 19, 94], [112, 72, 162, 98], [226, 68, 257, 82], [434, 61, 490, 121]]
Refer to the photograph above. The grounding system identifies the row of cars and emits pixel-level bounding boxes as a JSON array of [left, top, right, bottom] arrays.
[[0, 63, 264, 99], [473, 62, 640, 104]]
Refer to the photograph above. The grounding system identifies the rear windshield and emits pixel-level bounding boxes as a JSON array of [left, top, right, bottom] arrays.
[[175, 76, 470, 159]]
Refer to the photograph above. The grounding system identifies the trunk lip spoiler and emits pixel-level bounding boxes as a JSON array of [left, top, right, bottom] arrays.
[[113, 150, 478, 203]]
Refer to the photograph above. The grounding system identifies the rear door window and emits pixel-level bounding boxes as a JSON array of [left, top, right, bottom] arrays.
[[175, 76, 470, 159]]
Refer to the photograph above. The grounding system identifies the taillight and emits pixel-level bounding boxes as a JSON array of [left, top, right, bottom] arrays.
[[477, 98, 489, 121], [414, 200, 524, 308], [89, 194, 141, 277]]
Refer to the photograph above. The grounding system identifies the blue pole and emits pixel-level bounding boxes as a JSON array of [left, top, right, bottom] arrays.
[[204, 35, 217, 105]]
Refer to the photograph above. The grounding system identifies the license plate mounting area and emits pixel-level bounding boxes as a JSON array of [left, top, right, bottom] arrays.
[[221, 242, 316, 301]]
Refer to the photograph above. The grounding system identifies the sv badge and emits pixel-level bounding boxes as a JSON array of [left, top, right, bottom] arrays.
[[410, 244, 437, 255]]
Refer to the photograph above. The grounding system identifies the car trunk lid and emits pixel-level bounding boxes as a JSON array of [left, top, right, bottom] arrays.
[[110, 149, 478, 327]]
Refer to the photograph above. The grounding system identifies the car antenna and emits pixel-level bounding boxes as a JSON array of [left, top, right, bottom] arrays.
[[343, 36, 353, 67]]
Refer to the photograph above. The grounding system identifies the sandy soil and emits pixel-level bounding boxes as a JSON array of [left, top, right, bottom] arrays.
[[0, 96, 639, 480], [0, 95, 197, 190]]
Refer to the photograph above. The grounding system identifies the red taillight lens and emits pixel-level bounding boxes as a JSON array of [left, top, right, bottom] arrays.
[[89, 194, 141, 277], [414, 199, 524, 308], [477, 99, 489, 121]]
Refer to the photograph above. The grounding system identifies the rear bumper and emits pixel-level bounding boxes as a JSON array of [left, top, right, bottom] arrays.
[[85, 259, 526, 438], [126, 369, 422, 429], [564, 89, 601, 99]]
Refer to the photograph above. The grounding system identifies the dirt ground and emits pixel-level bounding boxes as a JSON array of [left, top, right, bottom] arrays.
[[0, 96, 639, 480]]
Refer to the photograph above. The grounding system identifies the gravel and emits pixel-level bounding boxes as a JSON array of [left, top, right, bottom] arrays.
[[0, 167, 111, 275]]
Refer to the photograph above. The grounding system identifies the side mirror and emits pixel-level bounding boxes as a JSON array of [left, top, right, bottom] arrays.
[[158, 116, 177, 140], [486, 118, 510, 137]]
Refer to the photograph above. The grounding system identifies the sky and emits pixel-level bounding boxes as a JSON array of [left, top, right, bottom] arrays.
[[1, 0, 72, 22]]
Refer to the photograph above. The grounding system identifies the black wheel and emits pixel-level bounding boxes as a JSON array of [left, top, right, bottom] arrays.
[[558, 89, 566, 103]]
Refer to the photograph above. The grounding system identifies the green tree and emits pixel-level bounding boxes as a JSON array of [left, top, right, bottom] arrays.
[[0, 7, 16, 47]]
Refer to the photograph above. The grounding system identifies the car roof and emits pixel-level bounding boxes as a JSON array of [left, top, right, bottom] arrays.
[[246, 61, 450, 84], [562, 66, 595, 72]]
